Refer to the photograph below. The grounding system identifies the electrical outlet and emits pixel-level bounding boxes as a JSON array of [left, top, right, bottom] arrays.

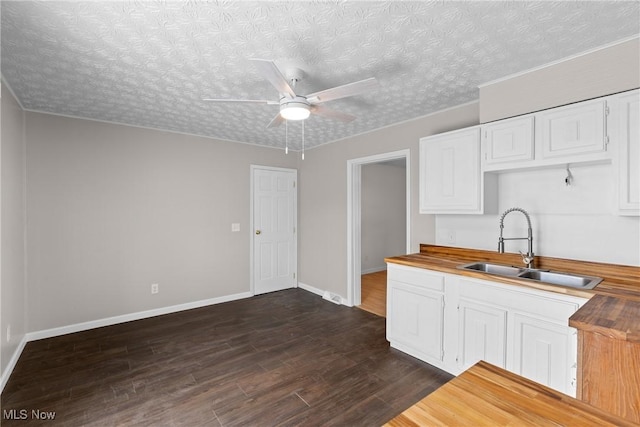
[[151, 283, 159, 294], [438, 229, 456, 244], [6, 324, 11, 343], [231, 223, 240, 232]]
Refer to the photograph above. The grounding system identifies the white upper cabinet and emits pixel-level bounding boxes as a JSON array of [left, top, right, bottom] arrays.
[[422, 89, 633, 214], [613, 89, 639, 216], [482, 116, 535, 171], [478, 96, 613, 172], [538, 98, 607, 160], [420, 127, 496, 214]]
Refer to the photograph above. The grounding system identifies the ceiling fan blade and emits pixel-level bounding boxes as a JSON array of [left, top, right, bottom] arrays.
[[310, 105, 356, 123], [267, 112, 285, 128], [250, 59, 296, 99], [306, 77, 378, 104], [202, 98, 279, 105]]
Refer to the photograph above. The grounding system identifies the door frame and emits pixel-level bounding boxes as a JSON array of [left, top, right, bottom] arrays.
[[249, 165, 298, 296], [346, 149, 411, 307]]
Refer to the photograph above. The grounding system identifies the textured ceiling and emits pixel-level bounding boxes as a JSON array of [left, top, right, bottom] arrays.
[[2, 1, 639, 150]]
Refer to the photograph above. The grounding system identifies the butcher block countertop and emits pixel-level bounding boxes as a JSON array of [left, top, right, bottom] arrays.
[[383, 361, 636, 427], [386, 244, 640, 343]]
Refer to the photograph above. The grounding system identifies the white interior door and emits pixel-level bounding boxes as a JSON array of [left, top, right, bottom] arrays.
[[252, 166, 297, 295]]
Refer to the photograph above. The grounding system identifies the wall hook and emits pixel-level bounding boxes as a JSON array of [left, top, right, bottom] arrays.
[[565, 164, 573, 186]]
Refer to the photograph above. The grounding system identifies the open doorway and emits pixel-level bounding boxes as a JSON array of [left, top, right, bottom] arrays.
[[347, 150, 411, 313], [359, 159, 406, 316]]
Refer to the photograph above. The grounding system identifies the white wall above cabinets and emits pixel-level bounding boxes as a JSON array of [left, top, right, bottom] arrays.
[[386, 263, 588, 397], [419, 127, 497, 214]]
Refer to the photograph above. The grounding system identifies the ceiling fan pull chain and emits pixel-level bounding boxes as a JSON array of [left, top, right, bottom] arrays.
[[285, 120, 289, 154], [302, 121, 305, 160]]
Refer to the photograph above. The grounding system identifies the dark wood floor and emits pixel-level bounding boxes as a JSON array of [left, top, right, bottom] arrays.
[[1, 289, 451, 426]]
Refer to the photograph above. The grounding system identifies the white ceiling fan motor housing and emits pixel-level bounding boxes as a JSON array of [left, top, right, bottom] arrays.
[[280, 96, 311, 120]]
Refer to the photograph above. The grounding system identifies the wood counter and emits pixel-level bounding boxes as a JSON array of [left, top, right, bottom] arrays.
[[386, 244, 640, 301], [569, 295, 640, 422], [384, 361, 636, 427]]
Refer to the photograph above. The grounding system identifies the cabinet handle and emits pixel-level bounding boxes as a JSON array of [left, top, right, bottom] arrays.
[[255, 230, 261, 235]]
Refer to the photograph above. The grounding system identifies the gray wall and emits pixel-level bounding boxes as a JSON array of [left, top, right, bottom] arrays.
[[25, 112, 298, 331], [298, 102, 479, 299], [1, 83, 27, 378], [480, 37, 640, 123], [361, 161, 406, 273]]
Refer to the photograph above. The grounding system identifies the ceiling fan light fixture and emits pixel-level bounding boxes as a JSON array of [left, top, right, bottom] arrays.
[[280, 99, 311, 121]]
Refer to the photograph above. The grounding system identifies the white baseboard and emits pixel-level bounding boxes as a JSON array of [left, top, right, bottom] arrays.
[[361, 266, 387, 275], [27, 291, 253, 342], [0, 335, 28, 393], [297, 282, 324, 297], [0, 291, 252, 394]]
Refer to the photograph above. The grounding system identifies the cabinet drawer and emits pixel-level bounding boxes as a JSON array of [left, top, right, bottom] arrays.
[[387, 265, 445, 292]]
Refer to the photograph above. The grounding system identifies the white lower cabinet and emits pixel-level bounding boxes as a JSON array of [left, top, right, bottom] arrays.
[[457, 298, 508, 372], [387, 265, 445, 366], [386, 264, 587, 396], [511, 313, 576, 395]]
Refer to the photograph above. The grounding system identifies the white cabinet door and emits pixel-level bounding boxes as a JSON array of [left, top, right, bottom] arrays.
[[387, 280, 444, 365], [420, 127, 492, 214], [538, 99, 607, 159], [482, 116, 534, 170], [457, 298, 508, 371], [615, 90, 640, 215], [511, 313, 576, 396]]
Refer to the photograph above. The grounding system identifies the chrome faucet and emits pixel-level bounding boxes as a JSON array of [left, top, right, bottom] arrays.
[[498, 207, 534, 268]]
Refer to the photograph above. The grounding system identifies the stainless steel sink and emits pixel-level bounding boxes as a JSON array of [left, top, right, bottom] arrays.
[[457, 262, 524, 277], [457, 262, 602, 290], [517, 270, 602, 289]]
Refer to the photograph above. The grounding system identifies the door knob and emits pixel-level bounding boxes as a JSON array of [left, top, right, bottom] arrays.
[[255, 230, 261, 235]]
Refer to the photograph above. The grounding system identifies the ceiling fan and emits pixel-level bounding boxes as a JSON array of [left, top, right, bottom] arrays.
[[203, 59, 379, 128]]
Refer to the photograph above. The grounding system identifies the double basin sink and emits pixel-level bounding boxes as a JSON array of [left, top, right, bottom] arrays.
[[457, 262, 603, 290]]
